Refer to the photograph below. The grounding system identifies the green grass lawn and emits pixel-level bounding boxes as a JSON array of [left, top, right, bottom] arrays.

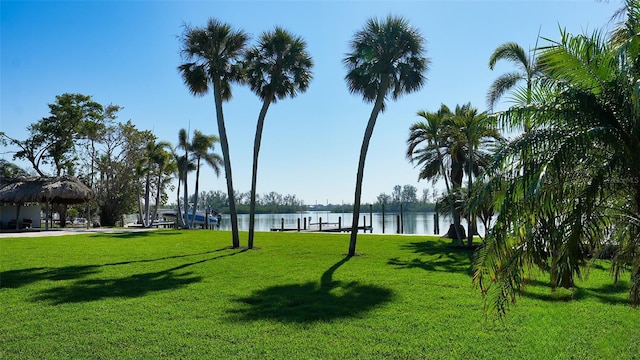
[[1, 230, 639, 359]]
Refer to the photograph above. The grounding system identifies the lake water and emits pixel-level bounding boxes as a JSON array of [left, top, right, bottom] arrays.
[[217, 211, 489, 236]]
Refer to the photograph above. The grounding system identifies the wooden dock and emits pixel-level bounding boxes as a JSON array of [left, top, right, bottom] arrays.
[[270, 222, 372, 233]]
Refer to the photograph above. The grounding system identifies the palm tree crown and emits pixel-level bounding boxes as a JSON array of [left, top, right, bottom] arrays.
[[344, 15, 429, 110], [178, 18, 249, 99], [244, 26, 313, 102], [487, 41, 541, 114]]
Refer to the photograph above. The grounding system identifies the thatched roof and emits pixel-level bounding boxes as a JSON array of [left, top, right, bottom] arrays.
[[0, 175, 95, 204]]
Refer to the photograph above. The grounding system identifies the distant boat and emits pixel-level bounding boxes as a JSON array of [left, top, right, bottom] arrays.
[[162, 210, 220, 228]]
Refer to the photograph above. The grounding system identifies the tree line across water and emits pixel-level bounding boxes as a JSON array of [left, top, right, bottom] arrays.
[[182, 184, 436, 215]]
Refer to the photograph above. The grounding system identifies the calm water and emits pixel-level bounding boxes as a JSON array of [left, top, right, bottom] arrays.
[[217, 211, 489, 236]]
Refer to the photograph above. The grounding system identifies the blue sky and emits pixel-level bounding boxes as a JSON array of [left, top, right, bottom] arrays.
[[1, 0, 619, 205]]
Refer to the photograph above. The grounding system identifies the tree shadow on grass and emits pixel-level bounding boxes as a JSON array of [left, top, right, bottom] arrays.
[[9, 248, 247, 305], [519, 278, 629, 305], [228, 257, 394, 323], [1, 248, 231, 289], [1, 265, 101, 289], [387, 240, 477, 275], [32, 268, 203, 304]]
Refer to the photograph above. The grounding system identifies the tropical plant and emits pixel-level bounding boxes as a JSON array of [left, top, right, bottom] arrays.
[[172, 144, 195, 228], [244, 26, 313, 249], [407, 103, 501, 246], [137, 138, 171, 227], [189, 130, 223, 228], [487, 41, 541, 118], [178, 18, 248, 247], [474, 0, 640, 315], [344, 15, 429, 256], [407, 104, 463, 243], [451, 103, 502, 246], [150, 141, 175, 223]]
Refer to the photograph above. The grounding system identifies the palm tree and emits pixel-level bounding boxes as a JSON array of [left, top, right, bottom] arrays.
[[474, 0, 640, 315], [487, 41, 541, 121], [244, 27, 313, 249], [178, 18, 248, 248], [171, 147, 191, 228], [177, 128, 193, 229], [451, 103, 501, 246], [137, 138, 170, 227], [344, 15, 429, 256], [406, 104, 463, 243], [189, 130, 223, 228], [150, 141, 174, 223]]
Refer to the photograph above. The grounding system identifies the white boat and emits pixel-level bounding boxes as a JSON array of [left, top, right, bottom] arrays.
[[162, 210, 220, 228]]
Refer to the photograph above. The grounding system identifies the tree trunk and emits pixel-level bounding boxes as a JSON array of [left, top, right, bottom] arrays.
[[176, 174, 185, 228], [191, 157, 201, 228], [467, 141, 474, 247], [213, 78, 240, 248], [249, 99, 272, 249], [349, 79, 388, 256], [151, 170, 163, 224], [144, 171, 152, 227]]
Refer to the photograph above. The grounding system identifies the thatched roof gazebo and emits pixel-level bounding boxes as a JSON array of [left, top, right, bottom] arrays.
[[0, 175, 95, 230]]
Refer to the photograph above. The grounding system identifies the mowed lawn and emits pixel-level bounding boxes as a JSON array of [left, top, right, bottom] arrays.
[[1, 230, 639, 359]]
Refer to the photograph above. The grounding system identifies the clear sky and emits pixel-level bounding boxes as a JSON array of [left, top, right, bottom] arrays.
[[1, 0, 620, 205]]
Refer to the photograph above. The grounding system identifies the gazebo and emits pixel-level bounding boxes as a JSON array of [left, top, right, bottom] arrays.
[[0, 175, 95, 230]]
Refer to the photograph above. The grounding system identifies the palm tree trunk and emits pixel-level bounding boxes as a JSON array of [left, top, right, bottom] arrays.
[[191, 157, 201, 228], [439, 161, 462, 244], [151, 169, 163, 223], [467, 143, 474, 247], [176, 172, 185, 228], [144, 172, 151, 227], [249, 99, 272, 249], [213, 78, 240, 248], [349, 79, 388, 256], [183, 153, 190, 229]]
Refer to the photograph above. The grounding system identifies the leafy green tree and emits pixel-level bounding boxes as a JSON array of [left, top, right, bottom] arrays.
[[178, 18, 248, 247], [189, 130, 223, 228], [343, 15, 429, 255], [4, 93, 104, 177], [95, 121, 151, 226], [474, 0, 640, 315], [244, 26, 313, 249], [1, 93, 105, 227]]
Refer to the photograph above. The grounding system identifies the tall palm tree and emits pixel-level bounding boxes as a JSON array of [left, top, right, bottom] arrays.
[[474, 0, 640, 315], [344, 15, 429, 256], [244, 26, 313, 249], [177, 128, 193, 229], [178, 18, 248, 248], [189, 130, 223, 228]]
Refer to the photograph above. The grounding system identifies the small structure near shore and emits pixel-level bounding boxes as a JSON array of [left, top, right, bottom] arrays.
[[0, 175, 95, 230]]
